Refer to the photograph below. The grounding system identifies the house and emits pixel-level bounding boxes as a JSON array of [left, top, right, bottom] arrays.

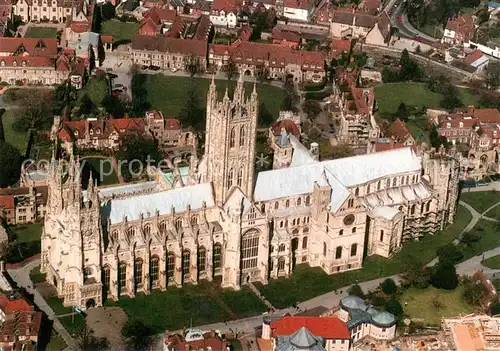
[[0, 186, 48, 224], [209, 0, 241, 28], [329, 39, 351, 59], [13, 0, 90, 23], [139, 7, 177, 35], [365, 11, 392, 46], [0, 0, 11, 25], [442, 14, 474, 45], [336, 296, 397, 342], [359, 0, 381, 15], [463, 49, 489, 73], [386, 118, 416, 146], [0, 37, 58, 57], [370, 137, 417, 154], [443, 315, 500, 351], [145, 110, 196, 148], [260, 315, 351, 351], [209, 40, 325, 83], [330, 9, 377, 39], [164, 329, 228, 351], [66, 31, 99, 63], [283, 0, 310, 22], [271, 28, 301, 48]]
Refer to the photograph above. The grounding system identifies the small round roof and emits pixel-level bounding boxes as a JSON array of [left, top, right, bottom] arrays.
[[340, 296, 366, 310], [372, 311, 396, 327]]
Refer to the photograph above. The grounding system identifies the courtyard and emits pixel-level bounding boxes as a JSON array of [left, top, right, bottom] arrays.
[[24, 26, 58, 39], [460, 191, 500, 214], [142, 75, 285, 123], [81, 156, 120, 186], [101, 20, 139, 43], [3, 110, 30, 154], [401, 285, 474, 326]]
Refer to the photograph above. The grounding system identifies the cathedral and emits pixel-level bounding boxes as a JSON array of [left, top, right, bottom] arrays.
[[41, 77, 460, 310]]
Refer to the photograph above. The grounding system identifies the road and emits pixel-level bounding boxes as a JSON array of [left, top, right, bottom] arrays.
[[390, 2, 438, 42]]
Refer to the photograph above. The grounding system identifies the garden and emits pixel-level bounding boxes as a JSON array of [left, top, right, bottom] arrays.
[[101, 20, 140, 43], [24, 27, 58, 39], [3, 110, 30, 155]]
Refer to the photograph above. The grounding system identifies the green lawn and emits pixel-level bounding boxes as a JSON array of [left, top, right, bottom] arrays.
[[228, 339, 243, 351], [375, 82, 479, 115], [59, 314, 85, 336], [142, 75, 285, 123], [45, 296, 73, 316], [257, 205, 472, 308], [401, 285, 474, 325], [483, 254, 500, 269], [81, 157, 119, 186], [24, 27, 57, 39], [3, 110, 30, 154], [102, 20, 139, 43], [407, 116, 429, 143], [79, 76, 109, 107], [459, 220, 500, 260], [9, 224, 42, 243], [29, 265, 46, 284], [460, 191, 500, 214], [106, 281, 267, 333], [45, 330, 67, 351]]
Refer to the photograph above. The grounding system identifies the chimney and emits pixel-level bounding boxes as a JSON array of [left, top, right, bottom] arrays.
[[262, 316, 272, 340]]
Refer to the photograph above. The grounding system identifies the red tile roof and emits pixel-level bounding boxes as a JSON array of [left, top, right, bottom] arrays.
[[0, 296, 32, 314], [387, 118, 414, 143], [271, 119, 300, 138], [70, 21, 90, 33], [132, 35, 207, 57], [211, 0, 242, 13], [142, 7, 177, 24], [271, 316, 350, 339], [139, 17, 159, 35], [445, 15, 474, 42], [0, 196, 14, 210], [0, 38, 58, 57], [375, 141, 416, 152], [285, 0, 309, 10], [59, 118, 146, 142], [272, 28, 301, 43], [330, 39, 351, 58], [464, 49, 483, 65], [0, 55, 55, 68], [100, 35, 113, 43], [165, 119, 181, 130]]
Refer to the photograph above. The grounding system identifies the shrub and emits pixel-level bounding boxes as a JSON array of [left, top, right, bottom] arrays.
[[431, 263, 459, 290], [490, 303, 500, 316], [347, 284, 364, 298], [385, 300, 403, 317], [437, 244, 464, 265], [380, 278, 398, 295], [462, 231, 481, 246]]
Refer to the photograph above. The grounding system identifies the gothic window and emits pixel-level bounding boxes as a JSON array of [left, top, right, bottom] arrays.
[[126, 227, 135, 242], [355, 188, 359, 196], [292, 219, 296, 226], [280, 221, 284, 228], [297, 218, 300, 225], [377, 181, 381, 191], [392, 178, 396, 187], [143, 224, 151, 236], [406, 176, 409, 184], [348, 199, 354, 208], [182, 250, 190, 277], [241, 229, 259, 270], [119, 262, 126, 292], [352, 227, 356, 233], [248, 207, 256, 221], [302, 236, 308, 249], [339, 229, 344, 236], [279, 244, 285, 252], [227, 168, 234, 188], [285, 199, 290, 208], [150, 256, 159, 285], [261, 203, 265, 213], [213, 243, 222, 271], [275, 202, 279, 210], [270, 245, 274, 253], [167, 252, 175, 281], [103, 266, 110, 291], [335, 246, 342, 259], [190, 216, 198, 226], [198, 247, 206, 273], [159, 221, 167, 234], [386, 179, 390, 188], [134, 258, 143, 288], [426, 201, 431, 212], [367, 184, 371, 193], [111, 231, 118, 243], [239, 126, 245, 146], [410, 204, 416, 215], [237, 167, 243, 187], [175, 218, 182, 231], [303, 227, 309, 233], [230, 127, 236, 148], [297, 198, 302, 206], [351, 244, 358, 257], [278, 257, 285, 272], [269, 259, 274, 272], [380, 230, 384, 242], [343, 214, 355, 225], [305, 196, 311, 206], [84, 267, 92, 282], [323, 242, 327, 256]]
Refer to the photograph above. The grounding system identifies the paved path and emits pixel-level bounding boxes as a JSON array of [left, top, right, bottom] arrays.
[[248, 282, 275, 310], [7, 260, 77, 349]]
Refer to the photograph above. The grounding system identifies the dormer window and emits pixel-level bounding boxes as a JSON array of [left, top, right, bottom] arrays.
[[22, 61, 26, 67], [12, 61, 17, 67], [96, 129, 101, 134], [0, 61, 4, 66], [459, 122, 463, 128], [446, 123, 451, 128]]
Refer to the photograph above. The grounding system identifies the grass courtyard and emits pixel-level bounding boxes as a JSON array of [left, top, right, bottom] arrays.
[[142, 75, 285, 122], [24, 27, 58, 39], [3, 110, 30, 154], [78, 76, 109, 107], [105, 281, 267, 333], [29, 265, 46, 284], [81, 156, 119, 186], [101, 20, 139, 43], [374, 82, 479, 115], [401, 285, 474, 326], [461, 191, 500, 214], [459, 219, 500, 260], [483, 255, 500, 269], [9, 223, 42, 243], [257, 205, 472, 308]]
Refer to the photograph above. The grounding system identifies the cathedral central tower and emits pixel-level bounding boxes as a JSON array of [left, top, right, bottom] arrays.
[[204, 76, 258, 205]]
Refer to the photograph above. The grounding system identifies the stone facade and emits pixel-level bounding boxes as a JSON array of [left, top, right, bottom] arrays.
[[13, 0, 88, 23], [41, 76, 460, 310]]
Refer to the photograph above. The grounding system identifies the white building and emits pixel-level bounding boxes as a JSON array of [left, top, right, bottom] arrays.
[[283, 0, 310, 22]]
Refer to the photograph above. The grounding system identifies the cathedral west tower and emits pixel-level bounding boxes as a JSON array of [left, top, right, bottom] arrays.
[[205, 76, 258, 205]]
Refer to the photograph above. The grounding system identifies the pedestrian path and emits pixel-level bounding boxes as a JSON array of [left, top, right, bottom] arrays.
[[247, 282, 275, 310]]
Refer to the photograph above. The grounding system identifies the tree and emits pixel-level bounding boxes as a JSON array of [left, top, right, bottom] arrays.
[[101, 2, 116, 21], [0, 108, 5, 143], [397, 103, 409, 122], [79, 94, 95, 115], [430, 125, 448, 149], [77, 324, 110, 351], [92, 5, 102, 33], [116, 132, 163, 181], [89, 45, 96, 72], [51, 82, 77, 115], [179, 82, 205, 132], [437, 244, 464, 266], [491, 302, 500, 316], [226, 58, 238, 81], [303, 100, 322, 118], [440, 86, 463, 110], [319, 141, 353, 160], [347, 284, 365, 298], [12, 90, 53, 132], [431, 262, 459, 290], [0, 142, 22, 187], [102, 94, 126, 117], [385, 300, 403, 317], [255, 65, 270, 83], [121, 320, 155, 351], [380, 278, 398, 295], [184, 55, 201, 77], [131, 72, 151, 116], [282, 77, 299, 112], [487, 62, 500, 90], [98, 39, 106, 66], [259, 103, 273, 128], [462, 231, 481, 246], [400, 256, 431, 288], [462, 276, 489, 307], [399, 49, 423, 81]]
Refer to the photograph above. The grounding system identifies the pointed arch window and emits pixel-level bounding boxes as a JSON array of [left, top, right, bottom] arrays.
[[111, 231, 118, 243], [213, 243, 222, 271], [380, 230, 384, 242], [302, 236, 308, 249], [335, 246, 342, 259], [354, 188, 359, 196], [237, 167, 243, 187], [227, 168, 234, 188], [278, 257, 285, 272], [260, 203, 265, 213], [230, 127, 236, 148], [239, 126, 245, 146], [103, 266, 110, 292], [126, 227, 135, 242], [392, 178, 397, 187], [190, 216, 198, 226], [119, 262, 126, 293], [274, 202, 279, 210], [134, 258, 143, 288], [174, 218, 182, 231], [167, 252, 175, 281], [305, 196, 311, 206], [297, 197, 302, 206], [143, 224, 151, 236], [350, 244, 358, 257], [159, 221, 167, 234], [182, 250, 190, 277], [150, 256, 159, 286], [241, 229, 259, 269], [410, 204, 416, 215], [198, 247, 206, 273], [323, 242, 327, 256], [285, 199, 290, 208]]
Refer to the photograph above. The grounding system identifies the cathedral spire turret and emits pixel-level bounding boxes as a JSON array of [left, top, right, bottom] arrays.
[[234, 74, 245, 103]]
